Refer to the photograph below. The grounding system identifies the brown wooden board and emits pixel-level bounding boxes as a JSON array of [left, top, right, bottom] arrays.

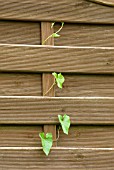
[[58, 126, 114, 148], [0, 73, 41, 96], [0, 21, 40, 45], [56, 74, 114, 97], [0, 126, 42, 147], [0, 125, 114, 148], [41, 22, 57, 146], [0, 0, 114, 24], [0, 148, 114, 169], [0, 96, 114, 125], [54, 23, 114, 47], [0, 44, 114, 74]]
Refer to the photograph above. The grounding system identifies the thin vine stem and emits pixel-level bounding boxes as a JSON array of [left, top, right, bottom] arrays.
[[53, 126, 61, 142], [42, 22, 64, 45], [42, 34, 53, 45], [44, 80, 56, 96], [55, 22, 64, 34]]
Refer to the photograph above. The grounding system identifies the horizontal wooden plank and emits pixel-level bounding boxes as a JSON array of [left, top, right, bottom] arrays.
[[55, 23, 114, 47], [1, 125, 114, 148], [0, 148, 114, 169], [0, 44, 114, 73], [56, 74, 114, 97], [0, 73, 41, 96], [0, 96, 114, 125], [0, 21, 40, 44], [58, 126, 114, 148], [0, 126, 42, 147], [0, 0, 114, 24]]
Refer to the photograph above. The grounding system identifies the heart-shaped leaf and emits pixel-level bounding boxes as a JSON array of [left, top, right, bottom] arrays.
[[52, 72, 65, 89], [52, 33, 60, 38], [39, 132, 53, 156], [58, 114, 70, 135]]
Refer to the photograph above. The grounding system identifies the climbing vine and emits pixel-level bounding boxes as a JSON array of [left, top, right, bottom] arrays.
[[39, 22, 71, 156], [42, 22, 64, 45]]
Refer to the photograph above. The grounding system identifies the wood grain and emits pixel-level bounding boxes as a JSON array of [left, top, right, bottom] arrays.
[[41, 22, 55, 97], [41, 22, 56, 146], [0, 0, 114, 24], [58, 126, 114, 148], [0, 125, 114, 148], [0, 126, 42, 147], [0, 21, 40, 45], [0, 96, 114, 125], [1, 44, 114, 73], [56, 74, 114, 97], [0, 148, 114, 169], [54, 23, 114, 47], [0, 73, 41, 96]]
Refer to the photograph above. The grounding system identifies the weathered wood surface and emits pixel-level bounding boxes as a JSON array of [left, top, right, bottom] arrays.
[[0, 0, 114, 24], [0, 148, 114, 169], [0, 125, 114, 148], [58, 126, 114, 147], [56, 74, 114, 97], [0, 21, 114, 47], [0, 44, 114, 73], [1, 73, 114, 97], [0, 126, 42, 147], [0, 96, 114, 124], [0, 73, 41, 96], [41, 22, 55, 97], [0, 1, 113, 169], [0, 21, 40, 45], [55, 23, 114, 47], [41, 22, 57, 146]]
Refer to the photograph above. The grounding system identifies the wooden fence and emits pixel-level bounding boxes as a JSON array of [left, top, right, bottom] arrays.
[[0, 0, 114, 169]]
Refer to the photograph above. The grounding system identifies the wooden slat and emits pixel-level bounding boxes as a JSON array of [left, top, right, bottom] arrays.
[[55, 23, 114, 47], [56, 74, 114, 97], [0, 0, 114, 24], [58, 126, 114, 148], [0, 73, 41, 96], [0, 96, 114, 125], [0, 21, 40, 45], [41, 22, 56, 146], [41, 22, 55, 97], [0, 148, 114, 169], [0, 125, 114, 148], [0, 126, 42, 147], [0, 44, 114, 73]]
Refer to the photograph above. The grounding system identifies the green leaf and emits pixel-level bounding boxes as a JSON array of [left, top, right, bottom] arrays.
[[52, 72, 58, 79], [51, 22, 55, 28], [39, 132, 53, 156], [58, 114, 70, 135], [57, 73, 65, 88], [52, 72, 65, 89], [52, 33, 60, 38]]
